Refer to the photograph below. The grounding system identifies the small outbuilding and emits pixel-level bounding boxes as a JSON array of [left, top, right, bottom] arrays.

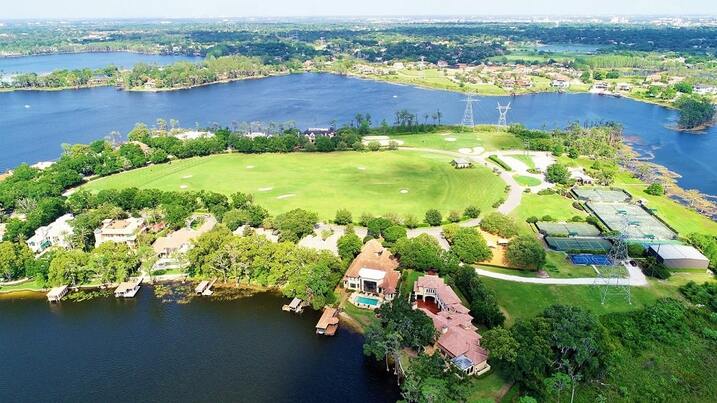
[[451, 158, 472, 169], [647, 244, 710, 269], [115, 279, 141, 298]]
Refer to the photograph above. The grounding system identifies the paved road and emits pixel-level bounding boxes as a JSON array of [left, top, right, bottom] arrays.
[[476, 262, 648, 286]]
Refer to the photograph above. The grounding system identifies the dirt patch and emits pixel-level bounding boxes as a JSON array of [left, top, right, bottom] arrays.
[[277, 194, 295, 200], [258, 187, 273, 192]]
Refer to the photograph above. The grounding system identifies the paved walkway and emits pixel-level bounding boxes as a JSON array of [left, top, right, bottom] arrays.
[[476, 262, 648, 286]]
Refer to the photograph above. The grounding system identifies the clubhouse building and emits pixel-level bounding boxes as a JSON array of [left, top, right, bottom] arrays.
[[343, 239, 401, 306], [413, 274, 490, 376]]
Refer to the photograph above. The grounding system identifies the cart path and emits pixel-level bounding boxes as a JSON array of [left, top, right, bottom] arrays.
[[476, 261, 648, 286]]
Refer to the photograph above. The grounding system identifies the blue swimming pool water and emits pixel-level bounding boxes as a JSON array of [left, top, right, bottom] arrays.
[[357, 296, 380, 306]]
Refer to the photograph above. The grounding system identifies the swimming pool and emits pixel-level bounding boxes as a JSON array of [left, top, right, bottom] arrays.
[[356, 296, 380, 306]]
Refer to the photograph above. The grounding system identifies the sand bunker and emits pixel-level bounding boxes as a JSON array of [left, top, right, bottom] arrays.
[[458, 148, 472, 154], [258, 187, 273, 192], [277, 194, 296, 200], [246, 165, 255, 169], [181, 175, 192, 179], [445, 137, 457, 142], [179, 185, 188, 189], [357, 166, 366, 170], [400, 189, 409, 194], [472, 147, 484, 154]]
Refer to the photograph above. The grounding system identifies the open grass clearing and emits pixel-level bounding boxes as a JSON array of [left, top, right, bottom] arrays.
[[482, 270, 713, 326], [513, 175, 542, 187], [389, 126, 522, 152], [84, 150, 505, 220]]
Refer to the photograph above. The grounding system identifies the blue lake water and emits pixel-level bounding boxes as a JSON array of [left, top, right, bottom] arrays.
[[0, 290, 400, 403], [0, 52, 202, 75], [0, 72, 715, 196]]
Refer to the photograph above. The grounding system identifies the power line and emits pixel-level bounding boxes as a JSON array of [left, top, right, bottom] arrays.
[[594, 211, 632, 305]]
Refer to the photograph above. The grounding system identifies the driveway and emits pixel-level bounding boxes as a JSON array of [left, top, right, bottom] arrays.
[[476, 261, 648, 286]]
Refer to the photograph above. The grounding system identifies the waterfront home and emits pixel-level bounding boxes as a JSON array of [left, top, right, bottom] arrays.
[[174, 130, 215, 141], [550, 79, 570, 89], [694, 84, 717, 95], [451, 158, 472, 169], [413, 274, 490, 376], [94, 217, 146, 248], [315, 307, 340, 336], [27, 213, 74, 255], [47, 285, 69, 303], [152, 214, 217, 270], [303, 128, 336, 143], [343, 239, 401, 303], [616, 82, 632, 91], [115, 279, 141, 298], [647, 244, 709, 270]]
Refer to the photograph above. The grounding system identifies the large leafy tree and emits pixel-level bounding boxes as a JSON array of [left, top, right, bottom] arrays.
[[392, 234, 444, 272], [0, 241, 34, 280], [450, 227, 492, 264], [506, 235, 546, 270]]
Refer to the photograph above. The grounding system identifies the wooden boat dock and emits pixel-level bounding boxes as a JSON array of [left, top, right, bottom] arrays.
[[115, 277, 142, 298], [282, 297, 305, 313], [195, 279, 216, 296], [47, 285, 69, 303], [315, 307, 340, 336]]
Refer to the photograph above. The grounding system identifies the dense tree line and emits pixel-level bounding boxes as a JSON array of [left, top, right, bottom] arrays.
[[675, 95, 716, 129]]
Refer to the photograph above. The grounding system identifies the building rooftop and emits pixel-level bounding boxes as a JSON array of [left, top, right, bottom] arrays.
[[648, 244, 709, 262], [316, 307, 339, 329], [152, 215, 217, 254]]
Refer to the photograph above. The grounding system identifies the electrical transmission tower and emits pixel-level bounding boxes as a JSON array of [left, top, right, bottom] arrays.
[[496, 102, 511, 126], [594, 212, 632, 305], [461, 94, 477, 127]]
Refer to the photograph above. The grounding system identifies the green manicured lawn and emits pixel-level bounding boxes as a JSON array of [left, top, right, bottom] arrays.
[[84, 150, 506, 220], [400, 269, 420, 297], [0, 278, 45, 293], [468, 371, 512, 402], [510, 154, 536, 169], [513, 175, 541, 187], [510, 193, 587, 235], [482, 270, 713, 326], [479, 250, 599, 279], [389, 126, 522, 152]]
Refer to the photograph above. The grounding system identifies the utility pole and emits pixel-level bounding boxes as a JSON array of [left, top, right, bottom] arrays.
[[461, 94, 477, 127]]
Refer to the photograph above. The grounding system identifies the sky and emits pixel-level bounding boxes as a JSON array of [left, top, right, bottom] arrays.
[[3, 0, 717, 19]]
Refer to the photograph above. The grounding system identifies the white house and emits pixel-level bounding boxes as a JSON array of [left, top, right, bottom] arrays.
[[94, 217, 146, 248], [26, 213, 74, 254], [551, 79, 570, 89]]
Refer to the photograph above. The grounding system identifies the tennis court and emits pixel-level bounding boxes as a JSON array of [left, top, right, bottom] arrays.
[[569, 254, 612, 266], [536, 221, 602, 237], [586, 202, 676, 240], [545, 236, 613, 252], [572, 187, 631, 203]]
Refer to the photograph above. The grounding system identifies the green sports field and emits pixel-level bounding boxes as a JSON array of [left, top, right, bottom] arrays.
[[83, 150, 506, 219]]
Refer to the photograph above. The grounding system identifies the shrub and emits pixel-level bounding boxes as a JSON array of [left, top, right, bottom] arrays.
[[451, 228, 492, 264], [367, 217, 393, 238], [274, 208, 319, 242], [392, 234, 444, 271], [480, 213, 518, 238], [358, 213, 374, 227], [442, 223, 461, 244], [541, 215, 555, 222], [382, 225, 407, 246], [506, 235, 546, 270], [448, 210, 461, 223], [403, 214, 419, 229], [367, 141, 381, 151], [334, 209, 353, 225], [492, 198, 505, 209], [387, 140, 399, 150], [545, 163, 571, 184], [222, 209, 249, 231], [641, 256, 671, 279], [463, 205, 481, 219], [424, 209, 442, 226], [526, 216, 539, 224], [488, 155, 512, 171], [645, 183, 665, 196], [337, 232, 363, 262], [627, 243, 646, 258], [569, 215, 585, 222]]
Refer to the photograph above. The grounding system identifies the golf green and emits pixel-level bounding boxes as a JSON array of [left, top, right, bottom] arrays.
[[84, 151, 506, 219]]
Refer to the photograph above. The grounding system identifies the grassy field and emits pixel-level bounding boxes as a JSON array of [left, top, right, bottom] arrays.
[[84, 150, 506, 220], [513, 175, 541, 187], [389, 126, 522, 152], [482, 270, 713, 326]]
